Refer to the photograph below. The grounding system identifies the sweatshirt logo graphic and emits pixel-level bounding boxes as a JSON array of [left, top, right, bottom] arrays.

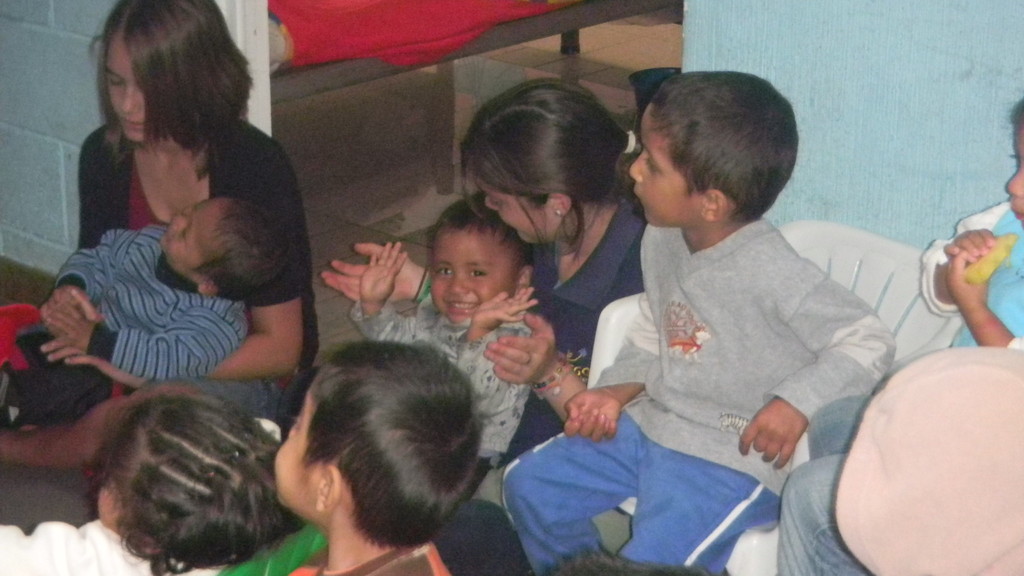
[[663, 301, 709, 358]]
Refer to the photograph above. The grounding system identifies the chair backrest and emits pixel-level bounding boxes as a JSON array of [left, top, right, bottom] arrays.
[[588, 221, 962, 387], [778, 220, 962, 367], [589, 293, 644, 387]]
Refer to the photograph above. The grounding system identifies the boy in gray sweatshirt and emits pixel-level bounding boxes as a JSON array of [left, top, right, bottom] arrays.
[[503, 71, 895, 575]]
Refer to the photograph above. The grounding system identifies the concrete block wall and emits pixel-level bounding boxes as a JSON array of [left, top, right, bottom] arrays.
[[0, 0, 114, 274]]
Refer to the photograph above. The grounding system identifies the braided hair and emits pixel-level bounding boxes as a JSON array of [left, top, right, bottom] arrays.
[[91, 392, 296, 575]]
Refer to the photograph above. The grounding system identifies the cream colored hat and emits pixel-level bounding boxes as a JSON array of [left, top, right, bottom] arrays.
[[837, 347, 1024, 576]]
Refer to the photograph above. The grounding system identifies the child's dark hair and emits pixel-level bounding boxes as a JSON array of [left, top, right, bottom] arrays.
[[91, 393, 295, 575], [430, 195, 532, 269], [554, 554, 714, 576], [305, 341, 481, 548], [460, 79, 630, 246], [1011, 94, 1024, 135], [196, 198, 288, 300], [647, 71, 799, 222]]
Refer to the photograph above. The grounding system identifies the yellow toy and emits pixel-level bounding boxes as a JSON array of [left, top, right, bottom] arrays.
[[964, 233, 1018, 284]]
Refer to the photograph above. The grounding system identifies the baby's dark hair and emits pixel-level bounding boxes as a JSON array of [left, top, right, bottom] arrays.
[[554, 554, 714, 576], [646, 71, 798, 222], [196, 198, 288, 300], [91, 393, 295, 575], [460, 79, 630, 246], [305, 341, 481, 548], [430, 196, 532, 270]]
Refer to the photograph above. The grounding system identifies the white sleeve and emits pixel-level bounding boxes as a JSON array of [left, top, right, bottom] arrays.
[[0, 520, 149, 576], [920, 202, 1009, 315]]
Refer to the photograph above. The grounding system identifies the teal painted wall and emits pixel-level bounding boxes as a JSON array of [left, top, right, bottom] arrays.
[[683, 1, 1024, 249]]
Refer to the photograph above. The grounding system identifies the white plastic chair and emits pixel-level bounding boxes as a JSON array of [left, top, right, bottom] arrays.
[[778, 220, 962, 372], [588, 220, 962, 576]]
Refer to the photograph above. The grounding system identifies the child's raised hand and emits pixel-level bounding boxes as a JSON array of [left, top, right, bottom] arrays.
[[739, 397, 808, 469], [945, 229, 997, 263], [564, 388, 621, 441], [467, 286, 538, 341], [358, 242, 408, 316]]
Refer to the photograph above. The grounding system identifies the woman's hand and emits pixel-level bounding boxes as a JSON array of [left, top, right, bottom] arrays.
[[64, 355, 146, 388], [41, 286, 102, 339], [484, 312, 558, 385], [40, 287, 101, 356], [322, 242, 425, 302]]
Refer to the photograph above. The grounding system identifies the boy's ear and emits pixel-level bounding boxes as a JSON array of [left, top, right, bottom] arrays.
[[516, 265, 533, 291], [196, 277, 219, 297], [316, 465, 366, 538], [315, 463, 352, 516], [700, 189, 737, 223]]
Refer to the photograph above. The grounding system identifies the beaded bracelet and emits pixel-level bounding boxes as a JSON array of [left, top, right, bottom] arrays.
[[532, 355, 569, 396]]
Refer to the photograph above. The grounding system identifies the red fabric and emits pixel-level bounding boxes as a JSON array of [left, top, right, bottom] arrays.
[[120, 167, 155, 396], [0, 304, 41, 370], [128, 166, 158, 230], [268, 0, 569, 68]]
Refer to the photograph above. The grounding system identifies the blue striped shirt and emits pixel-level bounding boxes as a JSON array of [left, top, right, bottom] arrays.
[[57, 226, 246, 380]]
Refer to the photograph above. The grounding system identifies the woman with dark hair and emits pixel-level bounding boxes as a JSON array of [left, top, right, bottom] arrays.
[[80, 0, 316, 378], [322, 80, 645, 576], [326, 79, 644, 460], [0, 0, 315, 469]]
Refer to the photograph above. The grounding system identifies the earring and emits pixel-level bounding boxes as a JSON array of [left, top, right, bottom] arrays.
[[555, 209, 563, 217], [625, 130, 640, 154]]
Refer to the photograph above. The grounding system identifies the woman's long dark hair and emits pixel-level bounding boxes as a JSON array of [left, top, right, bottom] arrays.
[[461, 79, 631, 246], [96, 0, 251, 174]]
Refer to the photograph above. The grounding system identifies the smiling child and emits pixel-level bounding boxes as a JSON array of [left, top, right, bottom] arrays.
[[350, 198, 534, 488]]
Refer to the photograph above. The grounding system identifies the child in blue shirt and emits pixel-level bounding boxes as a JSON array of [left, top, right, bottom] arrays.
[[503, 71, 895, 575], [923, 95, 1024, 347], [778, 94, 1024, 576]]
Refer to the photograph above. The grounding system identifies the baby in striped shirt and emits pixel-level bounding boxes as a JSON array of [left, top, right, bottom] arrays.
[[2, 197, 286, 427]]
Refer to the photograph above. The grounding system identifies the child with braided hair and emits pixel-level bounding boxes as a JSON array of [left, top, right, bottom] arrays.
[[0, 392, 296, 576]]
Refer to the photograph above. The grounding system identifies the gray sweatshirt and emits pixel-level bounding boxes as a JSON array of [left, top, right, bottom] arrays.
[[352, 300, 531, 457], [597, 221, 895, 492]]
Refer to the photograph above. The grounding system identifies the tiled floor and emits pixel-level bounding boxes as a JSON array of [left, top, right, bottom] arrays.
[[272, 17, 683, 358]]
